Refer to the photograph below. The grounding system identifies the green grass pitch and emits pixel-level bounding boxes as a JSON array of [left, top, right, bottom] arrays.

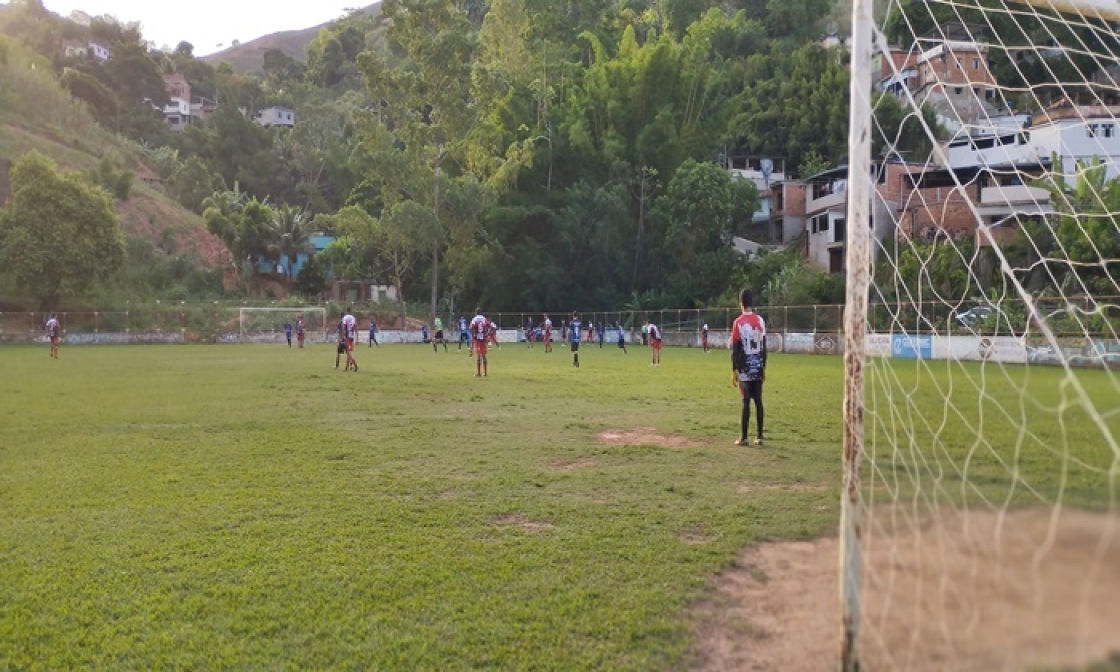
[[0, 343, 1115, 669]]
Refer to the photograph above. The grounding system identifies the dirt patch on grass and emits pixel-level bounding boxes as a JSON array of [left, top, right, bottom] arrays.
[[492, 513, 554, 532], [694, 507, 1120, 672], [598, 428, 704, 449], [549, 457, 597, 471], [736, 482, 832, 495]]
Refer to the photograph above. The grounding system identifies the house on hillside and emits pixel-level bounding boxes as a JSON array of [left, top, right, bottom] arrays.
[[191, 97, 217, 123], [255, 106, 296, 128], [89, 43, 111, 62], [162, 73, 193, 131], [62, 42, 88, 59], [258, 233, 335, 279], [723, 155, 786, 227], [768, 180, 807, 245]]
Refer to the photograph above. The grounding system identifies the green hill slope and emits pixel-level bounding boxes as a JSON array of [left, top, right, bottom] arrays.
[[0, 44, 224, 268], [202, 2, 381, 73]]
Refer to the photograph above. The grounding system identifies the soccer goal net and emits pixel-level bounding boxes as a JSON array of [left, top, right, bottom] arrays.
[[842, 0, 1119, 669], [238, 307, 327, 344]]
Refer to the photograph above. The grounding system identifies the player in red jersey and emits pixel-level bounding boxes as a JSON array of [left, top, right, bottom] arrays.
[[469, 308, 491, 377], [487, 319, 499, 348], [729, 289, 767, 446], [542, 314, 553, 353]]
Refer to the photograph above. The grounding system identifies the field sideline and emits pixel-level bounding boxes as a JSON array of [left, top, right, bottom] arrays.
[[1, 343, 1115, 669]]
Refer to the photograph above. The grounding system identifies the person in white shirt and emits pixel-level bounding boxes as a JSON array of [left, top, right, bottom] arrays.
[[45, 314, 61, 359], [342, 308, 359, 372]]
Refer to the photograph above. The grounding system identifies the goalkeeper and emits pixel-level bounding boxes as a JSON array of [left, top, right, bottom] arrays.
[[730, 289, 767, 446]]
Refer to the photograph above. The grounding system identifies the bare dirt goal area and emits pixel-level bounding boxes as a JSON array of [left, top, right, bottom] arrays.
[[694, 507, 1120, 671]]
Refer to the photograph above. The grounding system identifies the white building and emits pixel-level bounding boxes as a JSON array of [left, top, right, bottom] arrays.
[[724, 156, 786, 225], [163, 98, 191, 132], [89, 43, 111, 62], [255, 106, 296, 128], [943, 104, 1120, 182]]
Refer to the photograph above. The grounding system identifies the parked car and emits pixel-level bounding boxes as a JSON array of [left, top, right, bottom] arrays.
[[953, 304, 1023, 336]]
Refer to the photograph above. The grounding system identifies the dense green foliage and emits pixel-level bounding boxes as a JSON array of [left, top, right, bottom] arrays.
[[0, 0, 1114, 311], [0, 151, 125, 308]]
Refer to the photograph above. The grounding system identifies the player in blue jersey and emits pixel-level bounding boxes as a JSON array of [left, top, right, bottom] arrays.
[[458, 316, 470, 352], [569, 312, 582, 368], [284, 321, 293, 347]]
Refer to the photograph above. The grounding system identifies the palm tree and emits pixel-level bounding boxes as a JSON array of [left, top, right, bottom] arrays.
[[268, 204, 316, 290]]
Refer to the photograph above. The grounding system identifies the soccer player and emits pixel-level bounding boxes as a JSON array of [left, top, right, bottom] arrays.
[[343, 308, 359, 372], [45, 313, 60, 359], [296, 316, 305, 348], [616, 321, 628, 354], [458, 316, 470, 352], [487, 319, 499, 349], [542, 314, 553, 353], [569, 312, 582, 368], [648, 320, 662, 367], [641, 321, 649, 346], [469, 308, 490, 377], [284, 321, 293, 347], [597, 321, 605, 348], [730, 289, 767, 446], [586, 320, 594, 344], [526, 317, 535, 349], [334, 315, 348, 370], [369, 319, 379, 347], [701, 323, 710, 353], [433, 316, 448, 352]]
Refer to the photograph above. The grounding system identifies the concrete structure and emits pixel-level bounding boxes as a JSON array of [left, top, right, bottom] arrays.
[[724, 155, 786, 226], [89, 43, 111, 62], [255, 106, 296, 128], [768, 180, 807, 245], [162, 73, 192, 131]]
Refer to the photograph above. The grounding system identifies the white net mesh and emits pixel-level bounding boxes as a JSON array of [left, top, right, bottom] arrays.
[[238, 307, 327, 344], [851, 0, 1120, 668]]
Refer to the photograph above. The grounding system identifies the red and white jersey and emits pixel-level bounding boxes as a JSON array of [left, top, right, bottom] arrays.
[[648, 323, 661, 340], [543, 318, 552, 333], [343, 314, 357, 339], [470, 314, 490, 341], [730, 311, 766, 355], [45, 318, 60, 336]]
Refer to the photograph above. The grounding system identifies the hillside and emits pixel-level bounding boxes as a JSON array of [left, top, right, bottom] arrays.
[[202, 2, 381, 73], [0, 45, 223, 268]]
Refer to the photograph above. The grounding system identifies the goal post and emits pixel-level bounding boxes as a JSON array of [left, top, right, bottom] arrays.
[[238, 307, 327, 343], [844, 0, 1119, 669]]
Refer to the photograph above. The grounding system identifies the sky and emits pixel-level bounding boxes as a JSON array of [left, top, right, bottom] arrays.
[[39, 0, 363, 56]]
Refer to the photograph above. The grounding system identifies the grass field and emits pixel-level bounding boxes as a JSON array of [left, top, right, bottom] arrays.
[[1, 342, 1115, 669]]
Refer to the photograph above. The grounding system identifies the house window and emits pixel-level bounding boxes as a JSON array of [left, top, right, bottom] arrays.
[[956, 58, 962, 69], [955, 87, 963, 95], [973, 58, 980, 70]]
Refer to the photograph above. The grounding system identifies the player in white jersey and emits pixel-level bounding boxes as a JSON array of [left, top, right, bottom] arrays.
[[469, 309, 491, 377], [342, 308, 359, 372], [730, 289, 767, 446], [45, 314, 61, 359]]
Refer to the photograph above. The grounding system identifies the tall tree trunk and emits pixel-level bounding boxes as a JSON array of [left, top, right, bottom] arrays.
[[430, 155, 442, 324]]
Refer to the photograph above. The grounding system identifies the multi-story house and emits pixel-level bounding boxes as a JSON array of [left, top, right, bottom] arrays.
[[724, 155, 786, 227], [767, 180, 807, 246], [162, 73, 192, 131]]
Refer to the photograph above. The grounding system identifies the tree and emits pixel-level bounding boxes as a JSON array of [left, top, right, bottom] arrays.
[[202, 186, 272, 286], [171, 157, 226, 214], [651, 159, 738, 303], [358, 0, 480, 322], [267, 204, 316, 287], [0, 151, 125, 308]]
